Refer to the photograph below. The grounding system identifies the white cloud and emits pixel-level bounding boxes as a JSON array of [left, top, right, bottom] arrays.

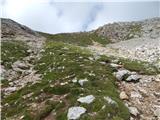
[[1, 0, 160, 33], [86, 2, 160, 31]]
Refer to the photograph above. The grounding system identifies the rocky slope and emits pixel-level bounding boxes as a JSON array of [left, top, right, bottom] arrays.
[[88, 18, 160, 120], [89, 17, 160, 70], [1, 18, 45, 51], [1, 18, 160, 120], [94, 17, 160, 43]]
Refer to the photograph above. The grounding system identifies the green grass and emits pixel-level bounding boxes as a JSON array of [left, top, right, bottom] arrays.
[[2, 41, 130, 120], [99, 55, 159, 75], [119, 58, 160, 75], [1, 40, 29, 69], [39, 32, 110, 47]]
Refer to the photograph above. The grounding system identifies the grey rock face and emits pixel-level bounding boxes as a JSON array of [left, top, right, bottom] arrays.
[[1, 18, 45, 51], [94, 17, 160, 43], [1, 18, 37, 38], [67, 107, 86, 120]]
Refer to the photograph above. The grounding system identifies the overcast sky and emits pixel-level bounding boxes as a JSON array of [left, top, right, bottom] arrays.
[[0, 0, 160, 34]]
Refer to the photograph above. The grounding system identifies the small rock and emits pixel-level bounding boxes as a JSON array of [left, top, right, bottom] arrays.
[[77, 95, 95, 104], [115, 70, 130, 80], [60, 82, 68, 86], [154, 92, 160, 97], [110, 63, 122, 68], [130, 91, 142, 98], [104, 96, 117, 105], [67, 107, 86, 120], [111, 59, 119, 64], [40, 49, 45, 52], [130, 117, 134, 120], [88, 57, 94, 61], [22, 92, 33, 99], [78, 79, 88, 86], [126, 75, 140, 82], [138, 88, 148, 97], [101, 105, 106, 109], [130, 72, 137, 75], [154, 108, 160, 117], [155, 74, 160, 82], [129, 107, 139, 116], [20, 115, 24, 119], [72, 78, 77, 83], [99, 62, 106, 65], [12, 61, 29, 71], [120, 91, 129, 100], [27, 49, 32, 53], [5, 87, 17, 93], [13, 61, 28, 68], [0, 65, 6, 77]]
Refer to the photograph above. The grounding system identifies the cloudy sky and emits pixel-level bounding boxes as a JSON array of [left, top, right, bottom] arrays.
[[0, 0, 160, 34]]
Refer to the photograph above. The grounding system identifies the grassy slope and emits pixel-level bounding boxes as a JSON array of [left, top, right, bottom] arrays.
[[2, 41, 130, 120], [1, 41, 29, 69], [39, 32, 110, 47], [119, 59, 160, 75], [99, 55, 160, 75]]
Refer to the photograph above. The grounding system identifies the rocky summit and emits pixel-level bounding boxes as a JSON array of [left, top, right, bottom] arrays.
[[1, 17, 160, 120]]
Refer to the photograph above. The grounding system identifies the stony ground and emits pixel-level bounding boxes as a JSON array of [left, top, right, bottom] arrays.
[[87, 35, 160, 120], [88, 36, 160, 66], [119, 74, 160, 120], [109, 61, 160, 120]]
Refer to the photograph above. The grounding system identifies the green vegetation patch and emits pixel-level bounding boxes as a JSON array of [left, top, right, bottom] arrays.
[[119, 58, 160, 75], [40, 32, 110, 46], [99, 55, 159, 75], [2, 41, 129, 120], [1, 40, 29, 69]]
